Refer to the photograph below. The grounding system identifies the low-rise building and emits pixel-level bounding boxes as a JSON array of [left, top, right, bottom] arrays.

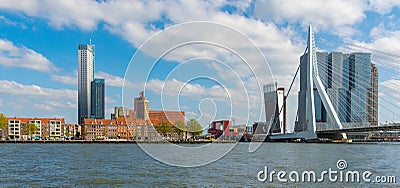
[[64, 124, 81, 140], [6, 117, 65, 140], [208, 120, 230, 138], [83, 118, 157, 141], [148, 110, 185, 126]]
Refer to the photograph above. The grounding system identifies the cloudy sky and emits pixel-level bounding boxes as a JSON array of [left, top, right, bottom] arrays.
[[1, 0, 400, 128]]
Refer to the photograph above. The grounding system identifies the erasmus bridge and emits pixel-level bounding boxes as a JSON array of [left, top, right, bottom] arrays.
[[259, 25, 400, 141]]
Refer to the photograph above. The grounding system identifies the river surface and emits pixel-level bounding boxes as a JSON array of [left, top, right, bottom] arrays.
[[0, 143, 399, 187]]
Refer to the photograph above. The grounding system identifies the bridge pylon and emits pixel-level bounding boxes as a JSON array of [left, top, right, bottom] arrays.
[[294, 25, 346, 140]]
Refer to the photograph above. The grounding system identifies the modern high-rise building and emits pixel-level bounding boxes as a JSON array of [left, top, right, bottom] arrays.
[[78, 42, 95, 125], [91, 78, 105, 119], [134, 91, 149, 120], [310, 52, 378, 126], [263, 83, 286, 134], [368, 63, 378, 125]]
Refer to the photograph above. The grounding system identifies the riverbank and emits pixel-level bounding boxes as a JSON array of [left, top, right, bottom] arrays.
[[0, 139, 399, 144], [0, 140, 235, 144]]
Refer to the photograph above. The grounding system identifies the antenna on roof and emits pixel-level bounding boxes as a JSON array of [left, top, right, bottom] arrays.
[[89, 38, 92, 45]]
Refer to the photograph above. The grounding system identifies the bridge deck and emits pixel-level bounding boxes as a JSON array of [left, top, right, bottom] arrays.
[[317, 124, 400, 134]]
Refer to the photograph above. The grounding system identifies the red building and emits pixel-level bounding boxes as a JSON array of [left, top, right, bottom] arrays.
[[207, 120, 230, 138], [148, 110, 185, 126]]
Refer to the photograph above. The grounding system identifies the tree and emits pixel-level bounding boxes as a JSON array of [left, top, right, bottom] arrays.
[[65, 129, 70, 140], [65, 129, 70, 137], [155, 120, 172, 138], [83, 128, 88, 140], [173, 120, 186, 140], [0, 113, 7, 139], [102, 128, 107, 140], [186, 119, 203, 139], [26, 123, 38, 140]]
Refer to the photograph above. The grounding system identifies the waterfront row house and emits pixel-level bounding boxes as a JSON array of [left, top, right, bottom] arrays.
[[6, 117, 68, 140]]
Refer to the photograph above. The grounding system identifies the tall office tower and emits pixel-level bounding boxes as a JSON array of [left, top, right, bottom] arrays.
[[314, 52, 345, 123], [310, 52, 377, 126], [263, 83, 286, 134], [296, 54, 307, 132], [134, 91, 149, 120], [348, 53, 371, 123], [78, 42, 95, 125], [91, 78, 105, 119], [367, 63, 378, 125]]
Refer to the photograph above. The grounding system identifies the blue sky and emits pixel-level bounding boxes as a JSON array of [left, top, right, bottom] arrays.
[[1, 0, 400, 128]]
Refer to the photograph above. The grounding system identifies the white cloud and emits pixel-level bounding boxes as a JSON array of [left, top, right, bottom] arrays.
[[369, 0, 400, 14], [369, 23, 388, 39], [342, 28, 400, 70], [0, 1, 301, 88], [0, 0, 164, 46], [0, 80, 76, 100], [105, 96, 117, 104], [254, 0, 367, 33], [0, 99, 3, 107], [370, 31, 400, 54], [146, 78, 228, 100], [50, 74, 76, 85], [50, 71, 136, 88], [0, 0, 102, 31], [0, 39, 58, 72], [34, 101, 76, 111], [96, 71, 136, 88], [0, 80, 77, 122]]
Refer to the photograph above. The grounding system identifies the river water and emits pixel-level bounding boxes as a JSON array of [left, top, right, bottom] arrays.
[[0, 143, 399, 187]]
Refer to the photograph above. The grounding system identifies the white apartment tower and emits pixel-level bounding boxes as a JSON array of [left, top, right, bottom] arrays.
[[78, 41, 95, 125]]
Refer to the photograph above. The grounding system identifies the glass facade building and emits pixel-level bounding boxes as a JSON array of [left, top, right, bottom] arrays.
[[78, 43, 95, 125], [91, 78, 105, 119], [312, 52, 378, 126]]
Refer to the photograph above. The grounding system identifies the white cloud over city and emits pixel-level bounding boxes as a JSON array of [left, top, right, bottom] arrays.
[[0, 39, 58, 72]]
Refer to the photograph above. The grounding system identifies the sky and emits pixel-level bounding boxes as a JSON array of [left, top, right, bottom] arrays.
[[1, 0, 400, 129]]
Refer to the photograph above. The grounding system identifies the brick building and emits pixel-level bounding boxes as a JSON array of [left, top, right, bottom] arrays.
[[148, 110, 185, 126], [83, 118, 157, 141], [6, 117, 65, 140]]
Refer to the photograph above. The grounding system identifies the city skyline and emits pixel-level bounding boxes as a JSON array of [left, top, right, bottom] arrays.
[[1, 1, 400, 126]]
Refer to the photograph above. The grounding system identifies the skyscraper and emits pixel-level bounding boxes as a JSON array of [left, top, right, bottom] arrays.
[[310, 52, 378, 126], [134, 91, 149, 120], [78, 42, 95, 125], [263, 83, 286, 134], [367, 63, 378, 125], [91, 78, 105, 119]]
